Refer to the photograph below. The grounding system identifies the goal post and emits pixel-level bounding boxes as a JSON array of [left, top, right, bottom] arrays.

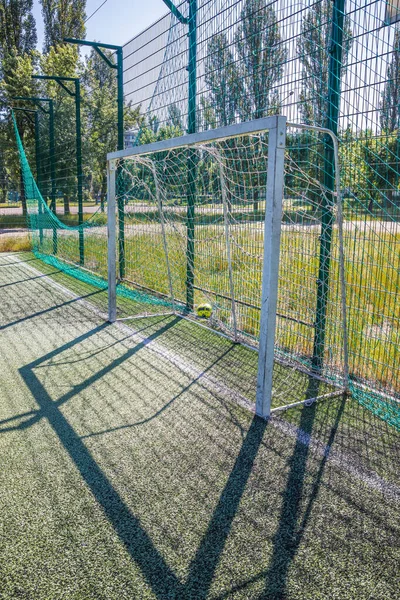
[[106, 116, 348, 418], [256, 123, 286, 418], [107, 159, 117, 323], [107, 115, 287, 418]]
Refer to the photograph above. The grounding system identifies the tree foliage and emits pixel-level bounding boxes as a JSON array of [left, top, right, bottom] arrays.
[[380, 27, 400, 133], [297, 0, 352, 126], [0, 0, 37, 60], [0, 0, 38, 203], [235, 0, 287, 119], [202, 0, 286, 129], [340, 128, 400, 212], [82, 47, 141, 205], [0, 50, 38, 212], [204, 33, 246, 127], [39, 0, 85, 53], [37, 44, 79, 209]]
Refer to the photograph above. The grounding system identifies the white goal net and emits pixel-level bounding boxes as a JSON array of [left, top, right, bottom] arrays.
[[107, 117, 348, 417]]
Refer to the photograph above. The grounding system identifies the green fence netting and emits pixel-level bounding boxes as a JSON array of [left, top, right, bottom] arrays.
[[123, 0, 400, 428], [11, 0, 400, 428], [11, 111, 173, 311]]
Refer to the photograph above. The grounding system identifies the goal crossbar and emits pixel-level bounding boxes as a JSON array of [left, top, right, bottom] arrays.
[[107, 116, 286, 162], [107, 116, 287, 419]]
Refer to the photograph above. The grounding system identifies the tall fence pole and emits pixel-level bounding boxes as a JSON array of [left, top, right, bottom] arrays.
[[161, 0, 196, 311], [48, 100, 56, 214], [32, 75, 85, 263], [12, 96, 57, 251], [116, 46, 125, 280], [11, 107, 43, 241], [34, 111, 44, 246], [186, 0, 197, 311], [312, 0, 346, 373], [75, 79, 84, 265], [64, 39, 125, 277], [48, 100, 58, 255]]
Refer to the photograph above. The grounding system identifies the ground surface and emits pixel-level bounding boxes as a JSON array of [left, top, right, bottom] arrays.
[[0, 252, 399, 600]]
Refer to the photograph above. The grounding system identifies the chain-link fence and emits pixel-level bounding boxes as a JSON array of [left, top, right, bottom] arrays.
[[121, 0, 400, 426], [11, 0, 400, 426]]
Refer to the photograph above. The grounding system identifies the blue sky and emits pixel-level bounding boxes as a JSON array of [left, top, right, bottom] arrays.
[[32, 0, 169, 51]]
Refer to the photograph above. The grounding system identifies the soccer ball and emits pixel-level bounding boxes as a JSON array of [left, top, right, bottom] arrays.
[[196, 303, 213, 318]]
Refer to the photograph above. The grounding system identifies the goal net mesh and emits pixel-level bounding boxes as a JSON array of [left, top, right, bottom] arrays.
[[114, 125, 347, 407], [14, 111, 347, 411]]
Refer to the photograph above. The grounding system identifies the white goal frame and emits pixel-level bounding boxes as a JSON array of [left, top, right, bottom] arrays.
[[106, 116, 287, 419]]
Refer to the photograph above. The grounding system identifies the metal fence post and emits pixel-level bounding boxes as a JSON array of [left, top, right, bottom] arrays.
[[75, 79, 84, 266], [63, 39, 125, 278], [48, 100, 58, 255], [186, 0, 197, 311], [34, 111, 43, 246], [312, 0, 346, 372], [116, 46, 125, 280]]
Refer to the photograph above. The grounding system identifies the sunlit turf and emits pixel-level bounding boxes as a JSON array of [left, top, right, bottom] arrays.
[[0, 252, 399, 600]]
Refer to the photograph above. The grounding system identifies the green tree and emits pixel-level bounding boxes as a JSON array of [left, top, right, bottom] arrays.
[[235, 0, 287, 120], [40, 0, 85, 52], [340, 128, 400, 214], [297, 0, 352, 126], [0, 0, 37, 61], [380, 27, 400, 132], [198, 95, 217, 131], [38, 44, 79, 213], [233, 0, 287, 210], [204, 32, 247, 127], [0, 0, 37, 211], [1, 51, 38, 214], [167, 103, 182, 129], [83, 47, 141, 209]]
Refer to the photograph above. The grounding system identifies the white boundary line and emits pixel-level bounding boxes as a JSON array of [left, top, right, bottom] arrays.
[[3, 254, 400, 502]]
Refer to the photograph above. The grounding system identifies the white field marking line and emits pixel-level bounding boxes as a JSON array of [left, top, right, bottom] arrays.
[[7, 255, 400, 502]]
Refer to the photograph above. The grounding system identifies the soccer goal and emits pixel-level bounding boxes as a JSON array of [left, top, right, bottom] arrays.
[[107, 116, 348, 418]]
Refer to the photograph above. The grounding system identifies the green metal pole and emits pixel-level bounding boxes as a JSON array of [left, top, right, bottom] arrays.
[[312, 0, 345, 372], [34, 112, 40, 187], [116, 48, 124, 152], [34, 111, 44, 246], [75, 79, 84, 265], [31, 76, 84, 262], [61, 42, 124, 276], [116, 46, 125, 279], [11, 96, 56, 245], [49, 100, 56, 211], [49, 99, 58, 255], [186, 0, 197, 311]]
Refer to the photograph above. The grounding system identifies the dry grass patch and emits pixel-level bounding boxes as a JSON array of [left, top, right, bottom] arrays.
[[0, 234, 32, 253]]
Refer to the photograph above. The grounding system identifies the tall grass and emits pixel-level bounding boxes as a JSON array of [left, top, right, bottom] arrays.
[[0, 234, 31, 253], [28, 219, 400, 395]]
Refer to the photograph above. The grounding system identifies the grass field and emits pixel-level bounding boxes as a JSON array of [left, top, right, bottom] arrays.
[[0, 212, 102, 229], [0, 233, 31, 253], [29, 207, 400, 400], [0, 251, 399, 599]]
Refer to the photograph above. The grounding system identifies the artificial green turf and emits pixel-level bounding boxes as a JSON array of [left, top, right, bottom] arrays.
[[0, 252, 399, 599]]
